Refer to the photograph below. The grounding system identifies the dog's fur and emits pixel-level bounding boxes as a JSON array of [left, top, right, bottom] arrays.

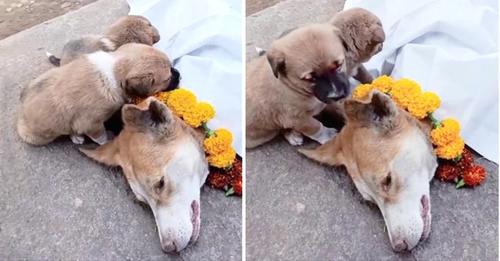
[[329, 8, 385, 83], [47, 15, 160, 66], [17, 43, 178, 145], [300, 91, 437, 252], [246, 24, 349, 148], [81, 97, 209, 252]]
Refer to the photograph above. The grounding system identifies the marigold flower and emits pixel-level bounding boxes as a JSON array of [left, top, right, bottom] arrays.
[[435, 137, 465, 160], [463, 165, 486, 186], [154, 91, 170, 104], [436, 163, 461, 182], [431, 118, 461, 147], [182, 102, 215, 128], [352, 84, 373, 100], [407, 91, 441, 119], [389, 78, 421, 109], [372, 75, 394, 93], [165, 88, 197, 117], [207, 147, 236, 168], [204, 129, 233, 155]]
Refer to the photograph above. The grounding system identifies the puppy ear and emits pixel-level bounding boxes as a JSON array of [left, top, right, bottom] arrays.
[[266, 48, 286, 78], [299, 137, 344, 166], [122, 98, 173, 135], [80, 141, 119, 167], [345, 91, 398, 130], [123, 73, 154, 98]]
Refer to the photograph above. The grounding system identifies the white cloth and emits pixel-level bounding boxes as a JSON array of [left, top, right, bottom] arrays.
[[345, 0, 498, 162], [128, 0, 243, 154]]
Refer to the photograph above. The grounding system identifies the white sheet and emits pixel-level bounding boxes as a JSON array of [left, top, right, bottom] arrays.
[[128, 0, 243, 154], [344, 0, 498, 162]]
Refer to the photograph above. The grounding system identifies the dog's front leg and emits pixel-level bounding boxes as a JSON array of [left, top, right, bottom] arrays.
[[292, 117, 337, 144], [353, 64, 373, 84], [86, 123, 109, 145]]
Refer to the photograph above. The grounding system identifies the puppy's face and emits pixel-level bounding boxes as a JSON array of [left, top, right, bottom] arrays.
[[266, 24, 350, 102], [118, 44, 180, 98], [301, 91, 437, 252], [106, 15, 161, 46], [331, 8, 385, 63], [81, 98, 209, 252]]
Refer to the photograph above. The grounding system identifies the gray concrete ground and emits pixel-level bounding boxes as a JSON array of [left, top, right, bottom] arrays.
[[0, 0, 241, 259], [246, 0, 498, 260]]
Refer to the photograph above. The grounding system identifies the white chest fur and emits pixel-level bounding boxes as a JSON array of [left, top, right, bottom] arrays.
[[86, 51, 118, 88]]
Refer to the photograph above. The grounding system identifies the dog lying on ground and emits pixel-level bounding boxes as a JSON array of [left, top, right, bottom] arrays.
[[81, 97, 209, 252], [329, 8, 385, 84], [17, 43, 179, 145], [246, 24, 349, 148], [300, 91, 438, 252], [47, 15, 161, 66]]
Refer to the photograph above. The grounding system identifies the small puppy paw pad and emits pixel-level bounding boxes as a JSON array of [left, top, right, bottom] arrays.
[[70, 135, 85, 144], [284, 130, 304, 146]]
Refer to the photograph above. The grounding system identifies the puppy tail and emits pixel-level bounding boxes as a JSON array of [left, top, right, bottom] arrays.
[[45, 51, 61, 66], [255, 46, 266, 56]]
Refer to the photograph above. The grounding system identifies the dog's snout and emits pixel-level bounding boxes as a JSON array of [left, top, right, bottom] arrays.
[[166, 67, 181, 91], [152, 28, 161, 43], [393, 239, 408, 252], [161, 240, 178, 253]]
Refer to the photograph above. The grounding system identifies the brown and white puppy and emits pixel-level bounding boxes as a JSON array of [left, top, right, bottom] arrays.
[[81, 97, 209, 252], [47, 15, 161, 66], [329, 8, 385, 83], [300, 91, 437, 252], [17, 43, 179, 146], [246, 24, 349, 148]]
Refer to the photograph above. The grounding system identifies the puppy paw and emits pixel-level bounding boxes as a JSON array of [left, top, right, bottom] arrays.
[[284, 130, 303, 146], [89, 132, 108, 145], [307, 125, 337, 144], [70, 135, 85, 144]]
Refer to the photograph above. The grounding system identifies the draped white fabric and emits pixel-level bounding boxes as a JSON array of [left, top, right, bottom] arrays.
[[345, 0, 498, 162], [128, 0, 243, 154]]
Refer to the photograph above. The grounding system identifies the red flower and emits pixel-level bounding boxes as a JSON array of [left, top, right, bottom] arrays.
[[436, 163, 460, 182], [463, 165, 486, 186], [232, 179, 242, 196], [457, 148, 474, 172]]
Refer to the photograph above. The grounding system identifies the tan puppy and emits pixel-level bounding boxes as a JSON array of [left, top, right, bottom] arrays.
[[81, 97, 209, 252], [47, 15, 161, 66], [329, 8, 385, 83], [246, 24, 349, 148], [300, 91, 437, 252], [17, 43, 178, 145]]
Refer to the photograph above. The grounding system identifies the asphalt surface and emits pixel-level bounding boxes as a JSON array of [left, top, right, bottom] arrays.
[[245, 0, 498, 260], [0, 0, 241, 260]]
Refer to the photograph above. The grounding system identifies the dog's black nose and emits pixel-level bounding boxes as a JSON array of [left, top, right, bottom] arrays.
[[166, 67, 181, 91]]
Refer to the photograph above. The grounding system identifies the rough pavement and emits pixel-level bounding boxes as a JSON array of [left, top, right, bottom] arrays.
[[246, 0, 498, 260], [0, 0, 241, 260]]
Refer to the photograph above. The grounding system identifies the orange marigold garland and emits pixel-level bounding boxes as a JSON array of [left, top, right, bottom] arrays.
[[352, 75, 487, 188], [134, 87, 241, 196]]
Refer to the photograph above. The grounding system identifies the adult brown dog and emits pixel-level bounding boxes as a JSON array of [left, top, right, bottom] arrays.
[[81, 97, 209, 252], [47, 15, 161, 66], [246, 24, 349, 148], [301, 91, 437, 252], [17, 43, 178, 145]]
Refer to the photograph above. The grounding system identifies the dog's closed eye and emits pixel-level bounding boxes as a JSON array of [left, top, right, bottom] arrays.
[[381, 173, 392, 192], [154, 176, 165, 193]]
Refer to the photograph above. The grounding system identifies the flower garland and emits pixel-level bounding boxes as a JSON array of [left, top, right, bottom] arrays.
[[134, 88, 241, 196], [352, 75, 487, 188]]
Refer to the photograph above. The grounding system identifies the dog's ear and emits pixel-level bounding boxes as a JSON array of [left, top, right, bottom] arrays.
[[80, 141, 119, 167], [266, 47, 286, 78], [123, 73, 154, 98], [122, 98, 173, 135], [344, 91, 398, 130], [299, 137, 344, 166]]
